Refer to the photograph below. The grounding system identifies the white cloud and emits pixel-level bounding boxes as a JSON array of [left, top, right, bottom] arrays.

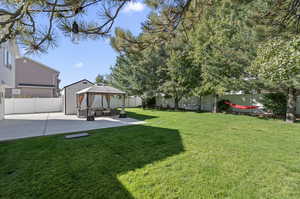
[[123, 2, 145, 13], [74, 62, 84, 68]]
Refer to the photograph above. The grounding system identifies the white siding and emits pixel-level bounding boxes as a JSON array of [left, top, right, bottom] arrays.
[[0, 40, 17, 120], [0, 86, 5, 120], [0, 40, 16, 88]]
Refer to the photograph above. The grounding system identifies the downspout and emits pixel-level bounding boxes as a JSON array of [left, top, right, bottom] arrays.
[[86, 93, 89, 118]]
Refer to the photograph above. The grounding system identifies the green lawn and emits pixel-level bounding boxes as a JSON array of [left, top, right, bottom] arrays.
[[1, 109, 300, 199]]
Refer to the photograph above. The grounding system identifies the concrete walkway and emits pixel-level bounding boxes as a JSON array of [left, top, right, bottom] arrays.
[[0, 113, 145, 141]]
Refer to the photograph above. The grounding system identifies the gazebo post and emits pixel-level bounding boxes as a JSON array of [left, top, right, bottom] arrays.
[[76, 94, 79, 117], [86, 93, 89, 119], [86, 93, 95, 121], [120, 94, 127, 118]]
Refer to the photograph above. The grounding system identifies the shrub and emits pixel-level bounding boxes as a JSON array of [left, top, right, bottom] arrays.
[[142, 97, 156, 108], [261, 93, 287, 116], [217, 99, 231, 112]]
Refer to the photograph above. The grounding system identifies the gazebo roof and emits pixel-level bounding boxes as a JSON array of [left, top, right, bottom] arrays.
[[77, 85, 126, 95]]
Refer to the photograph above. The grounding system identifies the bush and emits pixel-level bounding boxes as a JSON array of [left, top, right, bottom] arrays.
[[217, 99, 231, 112], [142, 97, 156, 108], [261, 93, 287, 116]]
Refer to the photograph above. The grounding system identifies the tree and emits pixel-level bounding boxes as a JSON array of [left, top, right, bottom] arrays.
[[158, 39, 200, 110], [249, 35, 300, 123], [190, 0, 256, 113], [95, 74, 108, 85], [0, 0, 193, 53], [110, 46, 162, 107]]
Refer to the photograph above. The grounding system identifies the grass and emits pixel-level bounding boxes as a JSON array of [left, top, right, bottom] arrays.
[[1, 108, 300, 199]]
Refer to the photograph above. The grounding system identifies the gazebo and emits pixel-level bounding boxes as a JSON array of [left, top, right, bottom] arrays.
[[76, 85, 126, 120]]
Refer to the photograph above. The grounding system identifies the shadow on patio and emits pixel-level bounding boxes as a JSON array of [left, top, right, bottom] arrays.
[[0, 125, 184, 199]]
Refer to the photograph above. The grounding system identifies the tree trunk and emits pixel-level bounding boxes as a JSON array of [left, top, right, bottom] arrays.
[[286, 87, 297, 123], [174, 97, 179, 110], [198, 96, 202, 111], [141, 97, 146, 109], [213, 94, 218, 113]]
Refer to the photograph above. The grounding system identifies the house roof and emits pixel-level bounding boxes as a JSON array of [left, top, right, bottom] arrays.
[[77, 85, 126, 95], [18, 57, 60, 74], [63, 79, 94, 89]]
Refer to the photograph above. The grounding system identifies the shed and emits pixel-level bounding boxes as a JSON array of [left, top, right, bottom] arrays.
[[63, 79, 94, 115]]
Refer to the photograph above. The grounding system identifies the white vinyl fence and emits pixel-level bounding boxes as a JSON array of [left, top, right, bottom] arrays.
[[5, 96, 142, 115], [5, 98, 63, 114], [156, 94, 300, 115]]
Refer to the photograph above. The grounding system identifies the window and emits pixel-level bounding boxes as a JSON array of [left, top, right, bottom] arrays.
[[4, 48, 12, 70]]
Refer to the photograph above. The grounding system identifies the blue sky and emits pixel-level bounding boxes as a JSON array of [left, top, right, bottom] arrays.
[[27, 2, 150, 88]]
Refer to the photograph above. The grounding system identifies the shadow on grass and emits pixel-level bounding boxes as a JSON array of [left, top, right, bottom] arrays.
[[0, 125, 184, 199], [126, 110, 158, 121]]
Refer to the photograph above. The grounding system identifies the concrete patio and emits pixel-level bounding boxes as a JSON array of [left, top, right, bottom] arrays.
[[0, 112, 145, 141]]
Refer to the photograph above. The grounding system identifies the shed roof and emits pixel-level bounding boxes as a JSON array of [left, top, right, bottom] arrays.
[[77, 85, 125, 95], [63, 79, 94, 89]]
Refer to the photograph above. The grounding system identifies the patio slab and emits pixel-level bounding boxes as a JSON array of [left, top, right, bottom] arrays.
[[0, 112, 145, 141]]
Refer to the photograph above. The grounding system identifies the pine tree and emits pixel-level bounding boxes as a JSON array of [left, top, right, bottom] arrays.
[[0, 0, 193, 53], [190, 0, 257, 113]]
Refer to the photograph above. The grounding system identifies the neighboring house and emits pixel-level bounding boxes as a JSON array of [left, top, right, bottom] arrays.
[[62, 79, 94, 115], [0, 40, 19, 120], [6, 57, 60, 98]]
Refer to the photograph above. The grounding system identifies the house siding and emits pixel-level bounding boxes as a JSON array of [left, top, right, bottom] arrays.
[[6, 57, 60, 98], [0, 40, 18, 120], [0, 86, 5, 120], [20, 87, 55, 98], [0, 40, 16, 88]]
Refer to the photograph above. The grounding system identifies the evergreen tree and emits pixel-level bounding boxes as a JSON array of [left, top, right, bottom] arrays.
[[190, 0, 256, 112], [95, 74, 108, 85], [0, 0, 193, 53]]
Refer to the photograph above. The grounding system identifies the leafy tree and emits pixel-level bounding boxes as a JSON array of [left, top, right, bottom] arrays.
[[95, 74, 108, 85], [249, 35, 300, 123], [159, 40, 200, 110], [190, 0, 256, 113], [261, 93, 287, 117]]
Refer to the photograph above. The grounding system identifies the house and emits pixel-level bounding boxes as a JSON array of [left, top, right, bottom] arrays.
[[6, 57, 60, 98], [0, 40, 19, 120], [62, 79, 94, 115]]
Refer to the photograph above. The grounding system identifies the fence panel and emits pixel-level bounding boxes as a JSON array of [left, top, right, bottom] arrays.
[[5, 98, 62, 114], [220, 94, 264, 113], [157, 94, 300, 115], [5, 96, 141, 115], [201, 95, 214, 111]]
